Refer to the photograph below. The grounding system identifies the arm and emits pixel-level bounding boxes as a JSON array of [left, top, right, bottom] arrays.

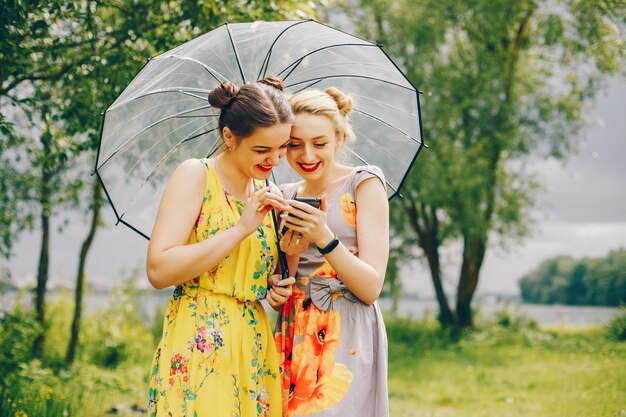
[[146, 159, 247, 289], [321, 178, 389, 304], [282, 177, 389, 304], [147, 160, 286, 289]]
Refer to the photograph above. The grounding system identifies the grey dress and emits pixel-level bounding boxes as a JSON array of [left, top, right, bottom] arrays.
[[274, 166, 389, 417]]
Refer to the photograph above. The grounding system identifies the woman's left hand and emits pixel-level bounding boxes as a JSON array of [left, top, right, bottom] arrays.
[[280, 228, 310, 255], [280, 195, 335, 248], [266, 275, 296, 309]]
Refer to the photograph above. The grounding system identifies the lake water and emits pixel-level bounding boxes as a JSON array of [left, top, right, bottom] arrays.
[[1, 290, 621, 326]]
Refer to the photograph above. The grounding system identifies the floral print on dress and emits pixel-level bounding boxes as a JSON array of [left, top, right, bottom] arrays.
[[275, 167, 389, 417], [148, 160, 282, 417]]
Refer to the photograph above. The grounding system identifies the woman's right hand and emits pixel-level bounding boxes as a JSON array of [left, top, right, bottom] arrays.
[[237, 187, 287, 236]]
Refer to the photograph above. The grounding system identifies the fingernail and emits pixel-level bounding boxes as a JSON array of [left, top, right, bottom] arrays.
[[276, 280, 286, 287]]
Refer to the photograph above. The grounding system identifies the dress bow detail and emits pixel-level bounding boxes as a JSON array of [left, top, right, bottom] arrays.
[[309, 275, 360, 311]]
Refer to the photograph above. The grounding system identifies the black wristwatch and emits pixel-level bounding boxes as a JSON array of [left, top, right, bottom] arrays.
[[317, 235, 340, 255]]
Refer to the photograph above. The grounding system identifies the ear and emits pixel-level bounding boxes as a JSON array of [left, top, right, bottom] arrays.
[[335, 132, 345, 149], [223, 126, 234, 149]]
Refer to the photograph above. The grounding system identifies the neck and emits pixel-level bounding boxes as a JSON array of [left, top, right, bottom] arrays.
[[216, 153, 253, 196], [303, 164, 348, 196]]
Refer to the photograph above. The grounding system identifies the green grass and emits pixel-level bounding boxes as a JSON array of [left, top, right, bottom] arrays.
[[387, 320, 626, 417], [2, 293, 625, 417]]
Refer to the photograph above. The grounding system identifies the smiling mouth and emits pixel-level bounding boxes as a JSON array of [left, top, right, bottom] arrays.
[[298, 162, 321, 172], [256, 164, 273, 173]]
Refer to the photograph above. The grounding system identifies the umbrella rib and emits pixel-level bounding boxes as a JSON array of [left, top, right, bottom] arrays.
[[110, 86, 210, 111], [278, 43, 377, 81], [353, 109, 421, 144], [180, 90, 209, 101], [167, 55, 226, 84], [119, 125, 218, 220], [98, 104, 214, 169], [287, 74, 415, 92], [342, 146, 398, 194], [257, 20, 310, 80], [225, 23, 246, 83]]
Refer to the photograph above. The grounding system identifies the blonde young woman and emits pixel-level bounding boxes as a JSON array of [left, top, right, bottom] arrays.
[[272, 88, 390, 417], [146, 77, 296, 417]]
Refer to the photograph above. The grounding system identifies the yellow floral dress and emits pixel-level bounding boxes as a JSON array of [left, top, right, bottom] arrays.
[[148, 159, 282, 417]]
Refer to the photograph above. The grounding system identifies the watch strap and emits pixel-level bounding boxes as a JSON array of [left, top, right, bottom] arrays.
[[317, 235, 340, 255]]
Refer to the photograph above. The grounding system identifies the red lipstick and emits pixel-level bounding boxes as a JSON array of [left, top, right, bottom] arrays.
[[298, 162, 320, 173], [256, 164, 272, 173]]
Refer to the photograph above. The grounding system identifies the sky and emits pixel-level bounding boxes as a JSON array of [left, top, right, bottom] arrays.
[[5, 76, 626, 298]]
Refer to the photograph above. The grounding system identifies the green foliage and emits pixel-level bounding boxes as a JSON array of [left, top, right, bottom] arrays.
[[0, 305, 42, 387], [346, 0, 626, 326], [0, 282, 156, 416], [607, 308, 626, 341], [519, 248, 626, 306], [79, 283, 155, 367]]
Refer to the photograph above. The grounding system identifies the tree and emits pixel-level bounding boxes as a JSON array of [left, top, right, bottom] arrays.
[[2, 0, 321, 362], [346, 0, 625, 326], [519, 249, 626, 306]]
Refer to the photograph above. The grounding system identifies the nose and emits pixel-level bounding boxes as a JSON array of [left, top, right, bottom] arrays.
[[268, 150, 281, 166], [302, 144, 315, 163]]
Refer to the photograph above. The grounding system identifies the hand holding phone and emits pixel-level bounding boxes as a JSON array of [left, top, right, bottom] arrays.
[[280, 196, 321, 235]]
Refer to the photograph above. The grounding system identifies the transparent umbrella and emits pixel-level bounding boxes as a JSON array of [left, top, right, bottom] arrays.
[[95, 19, 424, 239]]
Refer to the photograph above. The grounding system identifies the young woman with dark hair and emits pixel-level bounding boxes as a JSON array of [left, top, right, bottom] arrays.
[[146, 76, 296, 417]]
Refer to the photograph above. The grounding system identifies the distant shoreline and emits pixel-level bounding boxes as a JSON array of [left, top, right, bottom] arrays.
[[1, 288, 620, 326]]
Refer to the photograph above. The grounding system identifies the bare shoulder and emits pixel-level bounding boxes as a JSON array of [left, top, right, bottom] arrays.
[[169, 159, 206, 185], [356, 175, 387, 200]]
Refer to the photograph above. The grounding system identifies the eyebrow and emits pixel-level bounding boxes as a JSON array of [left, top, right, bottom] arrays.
[[289, 135, 328, 141], [251, 139, 291, 150]]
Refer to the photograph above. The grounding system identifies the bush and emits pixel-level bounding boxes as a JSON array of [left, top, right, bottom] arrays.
[[79, 282, 156, 368], [607, 308, 626, 341], [0, 302, 41, 387]]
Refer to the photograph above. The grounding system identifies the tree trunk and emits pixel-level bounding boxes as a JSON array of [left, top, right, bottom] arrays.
[[66, 179, 101, 365], [422, 230, 455, 326], [456, 235, 487, 327], [403, 198, 455, 326], [34, 129, 52, 358]]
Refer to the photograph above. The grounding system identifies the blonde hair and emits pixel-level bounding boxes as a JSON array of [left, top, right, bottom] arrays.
[[289, 87, 355, 143]]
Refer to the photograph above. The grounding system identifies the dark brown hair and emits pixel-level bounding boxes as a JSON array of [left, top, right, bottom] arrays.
[[208, 76, 294, 141]]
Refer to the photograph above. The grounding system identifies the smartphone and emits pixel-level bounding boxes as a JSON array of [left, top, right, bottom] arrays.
[[294, 196, 321, 209], [281, 197, 322, 235]]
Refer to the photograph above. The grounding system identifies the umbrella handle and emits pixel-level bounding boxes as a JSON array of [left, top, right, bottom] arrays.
[[271, 209, 289, 279], [266, 180, 289, 279]]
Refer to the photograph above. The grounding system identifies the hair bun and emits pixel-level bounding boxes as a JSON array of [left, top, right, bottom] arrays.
[[208, 81, 240, 108], [259, 76, 285, 92], [324, 87, 353, 117]]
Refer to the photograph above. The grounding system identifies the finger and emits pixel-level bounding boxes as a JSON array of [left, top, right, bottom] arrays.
[[280, 215, 306, 234], [283, 229, 296, 246], [276, 276, 296, 287], [268, 274, 281, 287], [320, 194, 328, 212], [271, 291, 289, 304], [285, 199, 319, 215], [259, 193, 287, 208], [251, 186, 270, 201], [267, 289, 281, 304], [283, 205, 317, 223], [262, 199, 289, 211]]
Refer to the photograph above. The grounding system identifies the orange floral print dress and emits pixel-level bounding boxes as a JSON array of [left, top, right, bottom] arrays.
[[148, 159, 282, 417], [275, 166, 389, 417]]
